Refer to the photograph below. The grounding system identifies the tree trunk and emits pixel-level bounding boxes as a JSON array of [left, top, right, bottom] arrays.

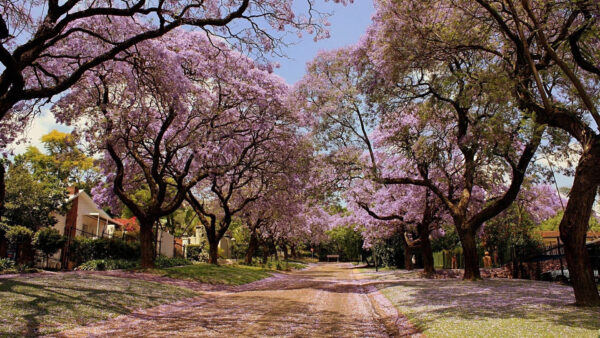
[[559, 147, 600, 306], [281, 243, 289, 261], [403, 243, 413, 270], [245, 232, 259, 265], [17, 241, 34, 266], [262, 244, 269, 264], [0, 161, 5, 218], [208, 237, 219, 265], [418, 222, 435, 277], [139, 222, 155, 269], [269, 241, 278, 260], [459, 228, 481, 280], [290, 244, 297, 259], [0, 236, 7, 258]]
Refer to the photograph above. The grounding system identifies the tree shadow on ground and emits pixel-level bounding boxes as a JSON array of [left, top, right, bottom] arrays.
[[50, 292, 391, 337], [0, 273, 197, 336], [376, 278, 600, 333]]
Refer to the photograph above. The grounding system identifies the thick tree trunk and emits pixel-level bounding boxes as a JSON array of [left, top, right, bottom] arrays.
[[559, 147, 600, 306], [418, 222, 435, 277], [459, 228, 481, 280], [244, 232, 259, 265], [139, 222, 155, 269]]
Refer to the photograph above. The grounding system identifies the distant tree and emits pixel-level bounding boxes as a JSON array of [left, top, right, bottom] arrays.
[[5, 225, 34, 265], [539, 212, 600, 233], [3, 161, 66, 230], [33, 227, 66, 268], [325, 225, 363, 262], [18, 130, 100, 193]]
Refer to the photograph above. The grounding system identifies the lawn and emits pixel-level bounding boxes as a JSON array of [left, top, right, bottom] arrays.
[[366, 272, 600, 338], [0, 273, 198, 336], [146, 263, 274, 285]]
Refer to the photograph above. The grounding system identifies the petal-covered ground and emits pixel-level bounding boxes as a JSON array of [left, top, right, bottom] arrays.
[[359, 268, 600, 338], [0, 272, 199, 336], [49, 264, 418, 337]]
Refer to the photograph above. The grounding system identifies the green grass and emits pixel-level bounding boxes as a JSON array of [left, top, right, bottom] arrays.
[[0, 273, 198, 336], [375, 277, 600, 337], [145, 263, 274, 285]]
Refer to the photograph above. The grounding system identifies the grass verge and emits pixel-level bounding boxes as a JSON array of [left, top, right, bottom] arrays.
[[374, 277, 600, 337], [0, 273, 198, 336], [144, 263, 274, 285]]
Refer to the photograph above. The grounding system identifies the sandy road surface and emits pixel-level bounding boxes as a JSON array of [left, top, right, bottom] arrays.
[[51, 264, 415, 337]]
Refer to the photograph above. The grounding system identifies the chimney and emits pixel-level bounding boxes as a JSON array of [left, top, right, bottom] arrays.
[[66, 186, 79, 196]]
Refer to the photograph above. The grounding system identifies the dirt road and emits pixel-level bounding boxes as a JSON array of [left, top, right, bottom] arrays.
[[53, 264, 416, 337]]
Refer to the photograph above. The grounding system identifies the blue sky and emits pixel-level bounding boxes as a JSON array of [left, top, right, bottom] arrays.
[[272, 1, 375, 84]]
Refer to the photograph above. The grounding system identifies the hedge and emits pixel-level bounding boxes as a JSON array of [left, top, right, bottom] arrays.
[[69, 237, 140, 264]]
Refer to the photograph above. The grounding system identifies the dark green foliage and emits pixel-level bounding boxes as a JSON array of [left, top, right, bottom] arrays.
[[3, 161, 66, 230], [431, 225, 460, 252], [483, 205, 544, 262], [75, 259, 139, 271], [69, 237, 140, 264], [33, 227, 66, 257], [0, 258, 14, 271], [539, 211, 600, 232], [5, 226, 33, 245], [186, 244, 209, 262], [320, 225, 364, 261], [155, 255, 192, 268], [373, 233, 406, 268]]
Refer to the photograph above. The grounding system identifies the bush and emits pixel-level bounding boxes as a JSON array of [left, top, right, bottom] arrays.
[[33, 227, 66, 257], [155, 255, 192, 268], [186, 244, 209, 262], [75, 259, 139, 271], [69, 237, 140, 264], [5, 226, 34, 245], [0, 258, 14, 271]]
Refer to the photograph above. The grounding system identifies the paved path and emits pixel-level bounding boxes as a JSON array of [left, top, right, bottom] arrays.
[[51, 264, 419, 337]]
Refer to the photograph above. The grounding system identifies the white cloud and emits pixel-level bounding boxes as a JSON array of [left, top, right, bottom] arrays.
[[10, 110, 73, 155]]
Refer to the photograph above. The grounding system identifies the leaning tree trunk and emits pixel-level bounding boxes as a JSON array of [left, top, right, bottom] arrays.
[[458, 227, 481, 281], [418, 222, 435, 277], [139, 222, 156, 269], [245, 231, 259, 265], [559, 147, 600, 306]]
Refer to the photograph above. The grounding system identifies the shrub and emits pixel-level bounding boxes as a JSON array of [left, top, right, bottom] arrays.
[[0, 258, 14, 271], [5, 226, 34, 245], [33, 227, 66, 257], [69, 237, 140, 264], [155, 255, 192, 268], [75, 259, 139, 271], [186, 244, 209, 262]]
